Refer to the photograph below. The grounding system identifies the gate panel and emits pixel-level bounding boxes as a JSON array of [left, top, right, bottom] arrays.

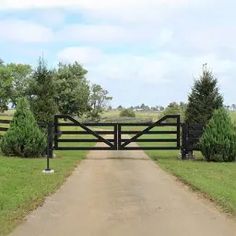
[[118, 115, 181, 150], [54, 115, 117, 150]]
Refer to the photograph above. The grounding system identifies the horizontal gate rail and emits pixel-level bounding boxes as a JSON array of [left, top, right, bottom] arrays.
[[57, 138, 116, 142], [120, 130, 178, 135], [117, 122, 178, 126], [118, 147, 179, 150], [57, 122, 116, 126], [57, 130, 115, 135], [120, 139, 178, 142], [55, 147, 116, 151]]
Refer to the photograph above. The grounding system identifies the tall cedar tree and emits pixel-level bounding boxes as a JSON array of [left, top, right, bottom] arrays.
[[185, 65, 223, 125], [28, 58, 57, 124]]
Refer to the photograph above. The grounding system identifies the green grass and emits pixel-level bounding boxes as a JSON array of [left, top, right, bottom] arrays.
[[0, 148, 90, 236], [101, 110, 160, 122], [230, 111, 236, 123]]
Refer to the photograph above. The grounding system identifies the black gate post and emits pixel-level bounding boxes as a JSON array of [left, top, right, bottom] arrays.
[[176, 115, 181, 149], [114, 124, 118, 150], [54, 115, 58, 150], [43, 121, 54, 173], [181, 123, 188, 160], [117, 124, 122, 150]]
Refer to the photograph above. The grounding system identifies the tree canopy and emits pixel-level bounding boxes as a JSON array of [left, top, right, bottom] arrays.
[[88, 84, 112, 120], [54, 62, 90, 117], [27, 58, 57, 123], [185, 65, 223, 125]]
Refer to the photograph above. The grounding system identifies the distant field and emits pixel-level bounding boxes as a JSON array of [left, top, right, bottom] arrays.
[[230, 111, 236, 123], [101, 110, 160, 122], [102, 109, 236, 123], [1, 109, 235, 123]]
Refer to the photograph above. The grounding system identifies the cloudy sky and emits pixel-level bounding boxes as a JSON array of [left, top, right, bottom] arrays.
[[0, 0, 235, 107]]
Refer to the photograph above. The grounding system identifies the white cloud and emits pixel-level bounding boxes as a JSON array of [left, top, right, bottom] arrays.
[[57, 47, 234, 83], [0, 0, 209, 26], [182, 26, 236, 51], [34, 9, 65, 26], [56, 24, 174, 45], [0, 0, 197, 10], [57, 47, 103, 64], [0, 19, 53, 43], [57, 46, 236, 106]]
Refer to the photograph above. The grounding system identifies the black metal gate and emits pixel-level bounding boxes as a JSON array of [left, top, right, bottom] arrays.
[[52, 114, 181, 151]]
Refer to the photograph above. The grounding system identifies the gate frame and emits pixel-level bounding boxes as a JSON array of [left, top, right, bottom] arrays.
[[53, 114, 118, 151], [117, 115, 181, 150]]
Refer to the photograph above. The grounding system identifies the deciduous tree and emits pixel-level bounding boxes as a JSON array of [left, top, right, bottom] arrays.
[[88, 84, 112, 120], [0, 65, 13, 112], [54, 62, 90, 117]]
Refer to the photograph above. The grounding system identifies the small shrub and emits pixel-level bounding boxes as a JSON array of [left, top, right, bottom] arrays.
[[120, 109, 135, 117], [200, 108, 236, 162], [1, 98, 46, 157]]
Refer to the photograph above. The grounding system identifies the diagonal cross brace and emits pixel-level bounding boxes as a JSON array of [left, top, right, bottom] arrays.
[[121, 115, 180, 148], [56, 115, 114, 148]]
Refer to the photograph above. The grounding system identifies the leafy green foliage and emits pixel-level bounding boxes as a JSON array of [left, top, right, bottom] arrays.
[[88, 84, 112, 121], [1, 98, 46, 157], [120, 108, 136, 117], [54, 62, 90, 117], [185, 65, 223, 126], [27, 58, 57, 123], [8, 63, 32, 106], [0, 65, 13, 112], [200, 108, 236, 162], [0, 62, 32, 112], [163, 102, 186, 121]]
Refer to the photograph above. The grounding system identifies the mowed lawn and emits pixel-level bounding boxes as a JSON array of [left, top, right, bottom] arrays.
[[0, 149, 90, 236]]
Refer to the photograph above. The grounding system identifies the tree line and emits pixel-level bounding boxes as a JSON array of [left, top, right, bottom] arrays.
[[0, 58, 112, 123]]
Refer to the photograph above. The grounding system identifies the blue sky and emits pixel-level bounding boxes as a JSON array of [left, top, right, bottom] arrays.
[[0, 0, 235, 107]]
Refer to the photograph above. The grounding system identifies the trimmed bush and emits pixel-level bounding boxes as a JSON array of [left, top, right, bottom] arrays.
[[1, 98, 46, 157], [200, 108, 236, 162], [120, 108, 135, 117]]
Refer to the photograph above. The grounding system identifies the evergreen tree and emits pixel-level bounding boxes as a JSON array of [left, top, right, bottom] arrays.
[[27, 58, 57, 123], [185, 65, 223, 126], [1, 98, 46, 157], [200, 108, 236, 162]]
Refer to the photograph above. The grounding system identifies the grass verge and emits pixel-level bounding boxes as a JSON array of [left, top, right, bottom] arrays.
[[146, 150, 236, 216], [0, 149, 89, 236]]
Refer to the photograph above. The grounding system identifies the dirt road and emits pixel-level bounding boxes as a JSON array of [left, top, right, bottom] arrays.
[[11, 148, 236, 236]]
